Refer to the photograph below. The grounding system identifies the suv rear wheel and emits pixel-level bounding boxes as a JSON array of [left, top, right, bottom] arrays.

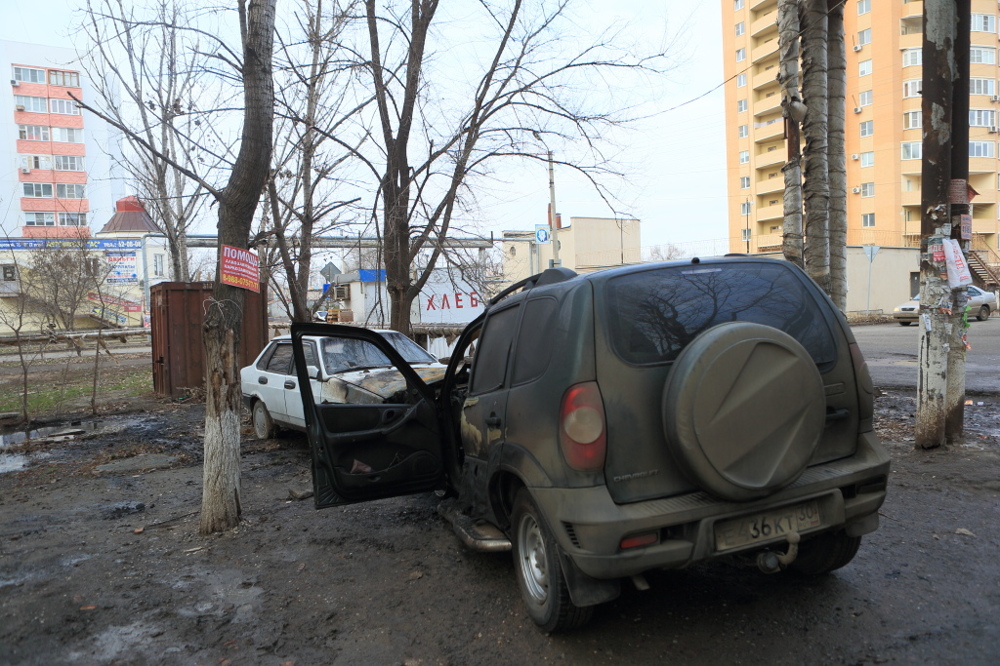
[[789, 530, 861, 575], [511, 490, 592, 633]]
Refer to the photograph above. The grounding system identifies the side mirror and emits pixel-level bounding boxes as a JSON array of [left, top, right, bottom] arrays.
[[306, 365, 322, 380]]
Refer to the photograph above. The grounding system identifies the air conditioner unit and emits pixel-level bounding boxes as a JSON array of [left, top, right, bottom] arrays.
[[854, 107, 863, 113], [851, 154, 860, 160], [991, 95, 1000, 102], [991, 126, 999, 133], [853, 44, 862, 52], [852, 187, 861, 194], [15, 104, 25, 111], [333, 285, 349, 300], [10, 79, 19, 86], [21, 168, 30, 174]]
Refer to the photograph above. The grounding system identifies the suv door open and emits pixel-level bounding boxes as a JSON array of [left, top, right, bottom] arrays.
[[291, 323, 448, 508]]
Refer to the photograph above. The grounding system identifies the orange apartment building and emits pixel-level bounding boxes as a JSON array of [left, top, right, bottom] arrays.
[[722, 0, 1000, 292]]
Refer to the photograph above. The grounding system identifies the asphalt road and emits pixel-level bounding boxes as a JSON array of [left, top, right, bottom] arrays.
[[852, 318, 1000, 394]]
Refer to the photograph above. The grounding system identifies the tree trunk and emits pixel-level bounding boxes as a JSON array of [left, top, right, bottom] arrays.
[[779, 0, 804, 268], [801, 0, 831, 294], [200, 0, 276, 535], [827, 0, 848, 311], [915, 0, 956, 451]]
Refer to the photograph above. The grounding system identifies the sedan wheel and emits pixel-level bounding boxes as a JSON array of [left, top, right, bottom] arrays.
[[978, 305, 991, 322], [252, 400, 277, 440]]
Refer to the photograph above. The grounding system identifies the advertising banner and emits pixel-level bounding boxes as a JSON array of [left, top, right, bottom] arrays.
[[105, 251, 138, 285], [220, 245, 260, 292]]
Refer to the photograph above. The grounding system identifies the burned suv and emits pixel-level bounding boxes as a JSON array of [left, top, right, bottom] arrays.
[[290, 256, 890, 633]]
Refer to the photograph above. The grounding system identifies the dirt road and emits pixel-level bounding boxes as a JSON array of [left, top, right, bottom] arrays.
[[1, 391, 998, 665]]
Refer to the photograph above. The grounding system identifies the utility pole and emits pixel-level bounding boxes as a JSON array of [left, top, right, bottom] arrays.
[[744, 198, 751, 253], [916, 0, 957, 449], [547, 151, 561, 268]]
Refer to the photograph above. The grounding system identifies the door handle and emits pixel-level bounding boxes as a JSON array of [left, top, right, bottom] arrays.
[[258, 377, 267, 384], [284, 380, 296, 390], [485, 414, 501, 428]]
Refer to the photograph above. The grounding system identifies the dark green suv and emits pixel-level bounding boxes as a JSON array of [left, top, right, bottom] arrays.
[[291, 256, 890, 633]]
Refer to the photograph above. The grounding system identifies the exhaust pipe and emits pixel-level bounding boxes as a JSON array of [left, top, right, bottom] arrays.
[[756, 531, 801, 574]]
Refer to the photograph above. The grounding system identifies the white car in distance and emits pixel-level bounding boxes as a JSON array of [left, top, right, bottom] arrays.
[[241, 330, 446, 439]]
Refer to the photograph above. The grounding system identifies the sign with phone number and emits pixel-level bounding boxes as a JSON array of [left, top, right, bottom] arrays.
[[220, 245, 260, 293]]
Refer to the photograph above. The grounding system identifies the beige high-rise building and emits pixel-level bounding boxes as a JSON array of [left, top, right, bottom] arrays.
[[722, 0, 1000, 277]]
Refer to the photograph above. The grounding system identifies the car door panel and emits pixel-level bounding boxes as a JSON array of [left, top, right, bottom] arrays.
[[291, 323, 447, 509]]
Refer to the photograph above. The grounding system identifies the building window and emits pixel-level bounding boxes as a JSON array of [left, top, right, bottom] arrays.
[[25, 212, 55, 226], [862, 213, 875, 228], [56, 184, 86, 199], [739, 150, 750, 164], [903, 110, 922, 129], [969, 141, 995, 158], [860, 182, 875, 197], [970, 47, 996, 65], [741, 228, 751, 242], [970, 109, 996, 127], [901, 142, 922, 160], [18, 124, 49, 141], [14, 95, 47, 112], [49, 98, 80, 115], [858, 90, 872, 106], [736, 48, 746, 62], [740, 176, 750, 189], [54, 155, 85, 171], [20, 154, 52, 170], [903, 80, 922, 98], [738, 124, 749, 138], [902, 49, 922, 67], [12, 66, 45, 83], [737, 99, 748, 112], [59, 212, 87, 226], [52, 127, 84, 143], [2, 265, 17, 281], [972, 14, 996, 32], [970, 78, 996, 96], [735, 22, 745, 36], [858, 28, 871, 46], [734, 0, 744, 10], [737, 73, 747, 87], [48, 70, 80, 87], [740, 202, 752, 216], [860, 120, 873, 137], [858, 0, 870, 15], [860, 151, 875, 167], [23, 183, 53, 198], [153, 254, 165, 277], [859, 59, 872, 76]]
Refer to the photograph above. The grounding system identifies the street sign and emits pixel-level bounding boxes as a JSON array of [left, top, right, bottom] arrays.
[[535, 225, 551, 244], [320, 262, 341, 281]]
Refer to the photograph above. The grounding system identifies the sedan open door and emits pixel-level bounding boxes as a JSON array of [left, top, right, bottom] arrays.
[[291, 323, 448, 508]]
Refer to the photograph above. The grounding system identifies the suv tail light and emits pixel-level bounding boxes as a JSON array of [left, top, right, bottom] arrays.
[[559, 381, 607, 471]]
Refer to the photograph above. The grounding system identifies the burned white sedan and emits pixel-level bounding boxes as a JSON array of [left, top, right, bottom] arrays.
[[241, 330, 446, 439]]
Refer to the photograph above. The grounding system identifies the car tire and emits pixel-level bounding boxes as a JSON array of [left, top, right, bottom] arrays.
[[252, 400, 277, 440], [511, 490, 592, 633], [789, 530, 861, 575], [663, 322, 825, 502], [977, 305, 990, 321], [898, 321, 912, 326]]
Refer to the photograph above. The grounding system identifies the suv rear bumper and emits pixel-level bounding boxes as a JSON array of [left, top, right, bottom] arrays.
[[530, 431, 890, 580]]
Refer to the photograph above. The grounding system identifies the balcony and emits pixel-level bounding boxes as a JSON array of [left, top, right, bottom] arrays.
[[755, 148, 785, 169], [752, 66, 779, 90], [969, 156, 996, 175], [757, 174, 784, 195], [751, 39, 779, 64], [756, 203, 782, 222], [753, 93, 781, 117], [900, 190, 920, 207], [755, 118, 783, 141], [750, 11, 777, 38]]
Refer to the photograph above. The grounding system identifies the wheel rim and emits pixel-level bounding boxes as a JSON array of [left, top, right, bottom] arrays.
[[517, 513, 549, 604], [981, 306, 990, 320]]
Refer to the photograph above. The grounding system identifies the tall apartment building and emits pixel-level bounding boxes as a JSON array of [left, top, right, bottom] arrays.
[[1, 40, 121, 239], [723, 0, 1000, 270]]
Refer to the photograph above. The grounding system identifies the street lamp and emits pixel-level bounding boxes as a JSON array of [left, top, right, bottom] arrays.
[[744, 198, 751, 253]]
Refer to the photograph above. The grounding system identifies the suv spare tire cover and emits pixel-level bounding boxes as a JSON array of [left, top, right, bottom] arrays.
[[662, 321, 825, 502]]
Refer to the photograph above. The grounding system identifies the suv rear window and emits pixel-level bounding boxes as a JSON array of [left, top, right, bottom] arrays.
[[605, 262, 836, 365]]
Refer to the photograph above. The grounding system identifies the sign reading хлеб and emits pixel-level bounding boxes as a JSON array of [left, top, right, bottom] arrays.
[[220, 245, 260, 293]]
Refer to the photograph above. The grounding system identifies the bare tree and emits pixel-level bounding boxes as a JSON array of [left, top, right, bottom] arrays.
[[0, 252, 51, 423], [81, 0, 222, 282], [336, 0, 671, 334], [647, 244, 687, 262], [778, 0, 805, 268], [826, 0, 847, 311], [75, 0, 277, 533], [801, 0, 830, 294]]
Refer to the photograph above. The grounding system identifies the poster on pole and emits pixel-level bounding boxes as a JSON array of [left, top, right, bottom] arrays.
[[220, 245, 260, 292]]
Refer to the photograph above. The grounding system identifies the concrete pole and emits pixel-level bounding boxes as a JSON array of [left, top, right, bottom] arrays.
[[916, 0, 957, 450], [548, 151, 561, 268]]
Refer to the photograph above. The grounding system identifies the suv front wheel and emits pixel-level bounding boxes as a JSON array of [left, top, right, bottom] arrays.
[[511, 490, 592, 633]]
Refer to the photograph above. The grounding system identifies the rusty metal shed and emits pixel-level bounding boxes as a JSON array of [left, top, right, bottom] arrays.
[[150, 282, 268, 397]]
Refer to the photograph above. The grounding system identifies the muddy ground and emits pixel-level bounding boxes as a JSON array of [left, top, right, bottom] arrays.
[[1, 384, 999, 665]]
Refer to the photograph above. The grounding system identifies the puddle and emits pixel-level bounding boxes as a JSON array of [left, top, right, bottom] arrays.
[[0, 421, 107, 449], [0, 453, 29, 474]]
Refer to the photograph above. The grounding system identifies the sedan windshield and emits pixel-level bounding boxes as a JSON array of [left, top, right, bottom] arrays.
[[320, 333, 437, 374]]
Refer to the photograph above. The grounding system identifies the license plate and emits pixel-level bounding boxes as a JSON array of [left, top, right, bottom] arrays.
[[714, 501, 822, 552]]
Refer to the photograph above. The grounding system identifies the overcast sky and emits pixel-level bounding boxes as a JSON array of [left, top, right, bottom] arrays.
[[1, 0, 729, 257]]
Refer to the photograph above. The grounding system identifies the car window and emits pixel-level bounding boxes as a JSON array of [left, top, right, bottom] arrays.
[[605, 262, 837, 365], [379, 331, 438, 364], [264, 343, 294, 374], [470, 304, 521, 394], [511, 297, 558, 385], [290, 341, 318, 374]]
